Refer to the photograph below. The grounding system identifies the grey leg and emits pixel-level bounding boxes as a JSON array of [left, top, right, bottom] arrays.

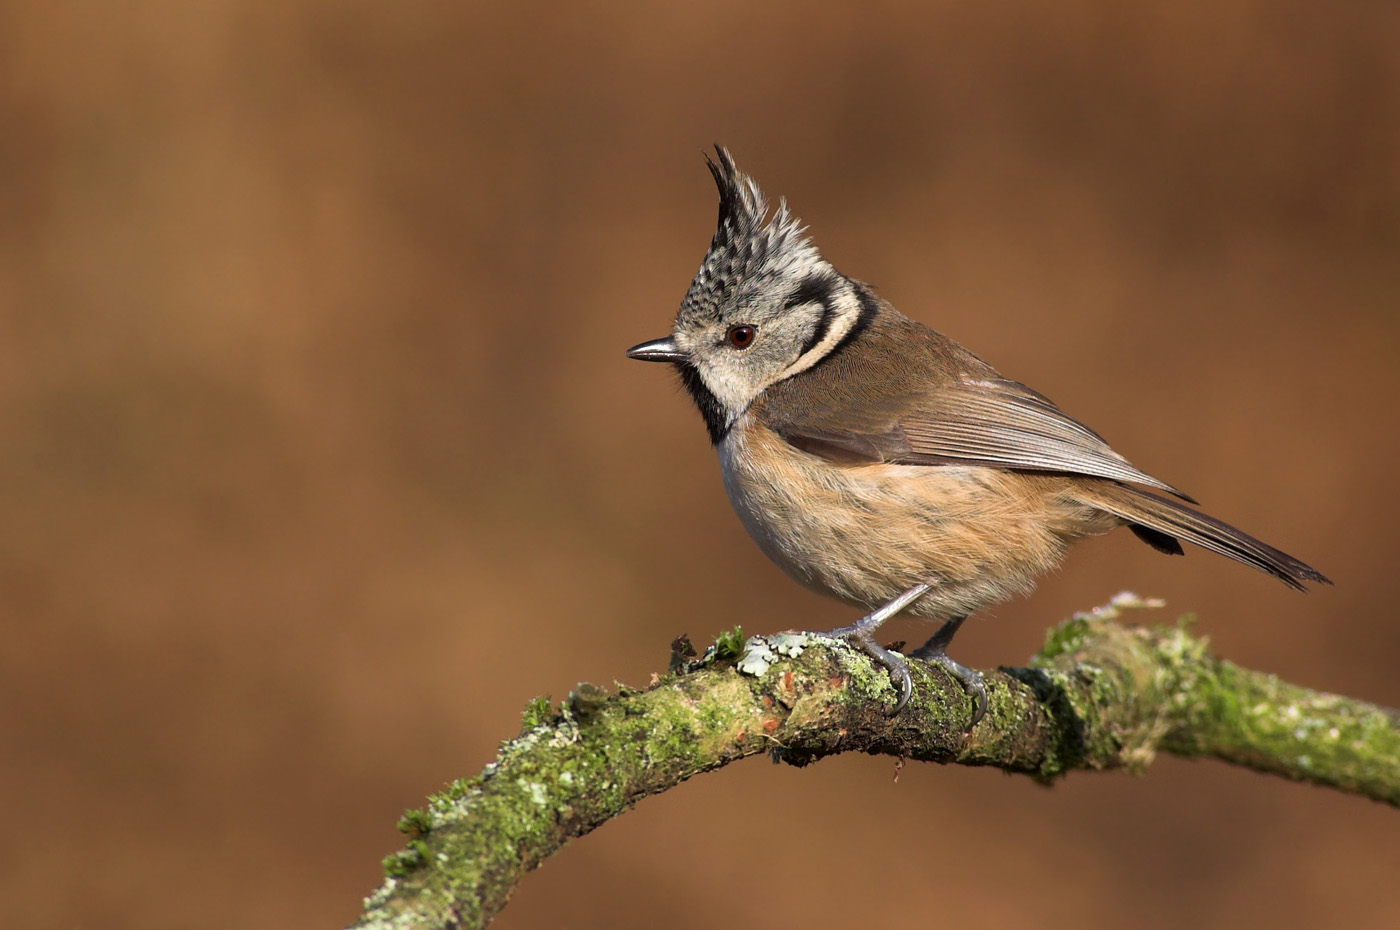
[[828, 583, 932, 714], [910, 615, 987, 726]]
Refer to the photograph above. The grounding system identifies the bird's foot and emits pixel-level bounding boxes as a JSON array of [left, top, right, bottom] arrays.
[[829, 625, 914, 714], [826, 583, 935, 714], [909, 621, 987, 727]]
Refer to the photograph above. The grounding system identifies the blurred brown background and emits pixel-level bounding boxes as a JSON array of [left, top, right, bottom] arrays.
[[2, 1, 1398, 928]]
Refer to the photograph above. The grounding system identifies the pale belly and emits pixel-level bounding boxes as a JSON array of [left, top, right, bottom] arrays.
[[717, 421, 1118, 621]]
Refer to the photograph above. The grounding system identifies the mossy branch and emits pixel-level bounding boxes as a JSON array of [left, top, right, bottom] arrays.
[[351, 595, 1400, 930]]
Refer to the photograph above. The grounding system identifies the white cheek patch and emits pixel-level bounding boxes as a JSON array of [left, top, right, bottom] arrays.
[[697, 362, 756, 423], [675, 330, 753, 420]]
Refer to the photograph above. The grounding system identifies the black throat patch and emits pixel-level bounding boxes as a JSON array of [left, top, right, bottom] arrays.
[[677, 362, 730, 445]]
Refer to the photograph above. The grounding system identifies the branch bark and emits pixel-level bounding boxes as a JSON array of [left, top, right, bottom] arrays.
[[351, 595, 1400, 930]]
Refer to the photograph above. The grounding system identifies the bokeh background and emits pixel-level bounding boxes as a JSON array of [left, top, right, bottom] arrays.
[[3, 2, 1398, 928]]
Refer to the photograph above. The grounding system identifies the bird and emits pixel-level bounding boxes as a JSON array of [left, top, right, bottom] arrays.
[[626, 146, 1330, 724]]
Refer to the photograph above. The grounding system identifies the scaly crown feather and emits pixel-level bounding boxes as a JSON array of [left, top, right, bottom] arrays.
[[677, 146, 826, 328]]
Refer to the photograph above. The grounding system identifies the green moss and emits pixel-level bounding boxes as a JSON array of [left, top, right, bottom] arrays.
[[712, 625, 746, 661], [438, 776, 479, 802], [1036, 616, 1092, 663], [1364, 709, 1400, 748], [519, 695, 554, 734], [382, 841, 428, 878], [823, 636, 886, 699], [398, 807, 433, 837]]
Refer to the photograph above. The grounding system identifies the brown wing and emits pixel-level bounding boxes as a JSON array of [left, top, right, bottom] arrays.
[[755, 299, 1195, 502]]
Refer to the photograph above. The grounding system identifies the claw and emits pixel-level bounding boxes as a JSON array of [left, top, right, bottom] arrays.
[[927, 654, 986, 727], [910, 616, 986, 727], [836, 628, 913, 714], [890, 662, 914, 715], [827, 582, 933, 714]]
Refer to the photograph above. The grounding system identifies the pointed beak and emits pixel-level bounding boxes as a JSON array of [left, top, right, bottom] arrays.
[[625, 336, 686, 363]]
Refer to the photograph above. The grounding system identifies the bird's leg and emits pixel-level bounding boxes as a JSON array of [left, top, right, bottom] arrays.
[[827, 583, 932, 714], [909, 615, 987, 726]]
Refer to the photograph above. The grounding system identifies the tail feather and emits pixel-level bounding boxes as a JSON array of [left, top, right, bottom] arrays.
[[1077, 484, 1332, 591]]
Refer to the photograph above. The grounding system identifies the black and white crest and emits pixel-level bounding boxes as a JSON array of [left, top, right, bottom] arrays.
[[676, 147, 826, 328]]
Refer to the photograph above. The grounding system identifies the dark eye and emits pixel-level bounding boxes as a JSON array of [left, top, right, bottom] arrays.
[[727, 325, 756, 349]]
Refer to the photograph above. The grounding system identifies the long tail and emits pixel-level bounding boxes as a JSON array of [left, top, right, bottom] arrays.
[[1074, 483, 1332, 591]]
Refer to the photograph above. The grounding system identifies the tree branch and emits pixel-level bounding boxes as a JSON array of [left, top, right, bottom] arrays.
[[350, 595, 1400, 930]]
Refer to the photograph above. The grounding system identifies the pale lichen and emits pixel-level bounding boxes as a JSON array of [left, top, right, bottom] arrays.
[[770, 632, 810, 657], [737, 637, 778, 676]]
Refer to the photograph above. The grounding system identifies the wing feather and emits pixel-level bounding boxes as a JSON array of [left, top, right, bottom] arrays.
[[755, 300, 1194, 502], [895, 378, 1194, 501]]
